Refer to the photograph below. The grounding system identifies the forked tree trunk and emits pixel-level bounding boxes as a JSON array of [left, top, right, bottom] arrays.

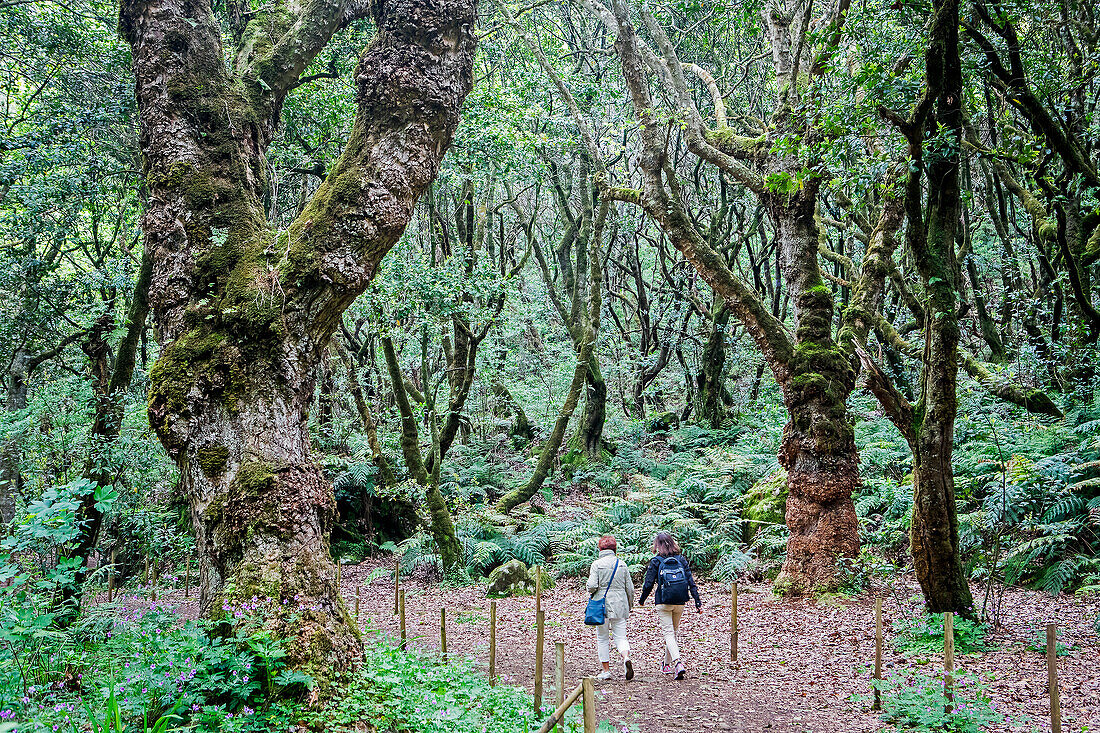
[[586, 0, 860, 593], [122, 0, 475, 674]]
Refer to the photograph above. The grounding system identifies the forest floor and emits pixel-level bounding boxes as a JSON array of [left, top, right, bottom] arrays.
[[110, 562, 1100, 732], [341, 559, 1099, 733]]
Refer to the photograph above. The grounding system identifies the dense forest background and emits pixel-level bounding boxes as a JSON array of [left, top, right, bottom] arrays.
[[1, 0, 1099, 728]]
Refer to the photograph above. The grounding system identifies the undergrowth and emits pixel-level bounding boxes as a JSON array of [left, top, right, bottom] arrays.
[[309, 634, 605, 733], [891, 612, 991, 657], [869, 670, 1010, 733]]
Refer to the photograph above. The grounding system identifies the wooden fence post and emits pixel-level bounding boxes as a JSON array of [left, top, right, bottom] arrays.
[[108, 549, 116, 603], [943, 612, 955, 713], [873, 596, 883, 711], [730, 581, 738, 662], [440, 607, 448, 661], [355, 586, 361, 619], [394, 559, 400, 616], [184, 556, 191, 599], [534, 608, 545, 713], [582, 677, 596, 733], [555, 642, 565, 733], [536, 570, 542, 614], [336, 560, 341, 589], [1047, 623, 1062, 733], [489, 600, 498, 686], [399, 589, 407, 651]]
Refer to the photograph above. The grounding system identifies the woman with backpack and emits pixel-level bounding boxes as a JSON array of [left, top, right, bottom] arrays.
[[637, 532, 701, 680], [585, 534, 635, 680]]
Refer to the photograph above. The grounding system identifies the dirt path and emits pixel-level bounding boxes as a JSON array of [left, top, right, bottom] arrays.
[[107, 563, 1100, 732], [338, 562, 1100, 733]]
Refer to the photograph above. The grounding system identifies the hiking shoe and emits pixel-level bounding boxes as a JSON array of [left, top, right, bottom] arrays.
[[624, 659, 634, 681], [597, 670, 613, 681], [674, 661, 686, 680], [661, 663, 673, 675]]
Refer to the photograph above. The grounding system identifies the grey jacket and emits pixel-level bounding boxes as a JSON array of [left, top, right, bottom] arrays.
[[586, 549, 634, 620]]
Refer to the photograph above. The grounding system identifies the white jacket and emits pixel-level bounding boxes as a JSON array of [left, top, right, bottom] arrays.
[[586, 549, 634, 620]]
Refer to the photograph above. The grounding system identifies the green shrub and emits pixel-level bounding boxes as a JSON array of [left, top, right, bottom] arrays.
[[0, 598, 311, 731]]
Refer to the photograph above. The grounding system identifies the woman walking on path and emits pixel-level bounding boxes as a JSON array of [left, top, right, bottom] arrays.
[[638, 532, 701, 680], [586, 534, 635, 680]]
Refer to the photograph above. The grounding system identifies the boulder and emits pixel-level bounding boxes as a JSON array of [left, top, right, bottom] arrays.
[[743, 467, 788, 538], [486, 559, 535, 597], [485, 559, 555, 596]]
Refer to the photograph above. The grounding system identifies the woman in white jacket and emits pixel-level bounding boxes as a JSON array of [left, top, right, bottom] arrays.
[[586, 534, 635, 680]]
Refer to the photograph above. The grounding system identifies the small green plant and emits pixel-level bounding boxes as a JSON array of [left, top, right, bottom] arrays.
[[84, 678, 182, 733], [872, 669, 1006, 733], [1025, 627, 1074, 656], [835, 548, 903, 596], [892, 612, 991, 656]]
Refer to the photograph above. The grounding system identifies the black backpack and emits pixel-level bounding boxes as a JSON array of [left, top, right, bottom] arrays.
[[657, 556, 690, 604]]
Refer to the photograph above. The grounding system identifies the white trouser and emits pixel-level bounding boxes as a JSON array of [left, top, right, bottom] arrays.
[[595, 616, 630, 664], [655, 603, 685, 665]]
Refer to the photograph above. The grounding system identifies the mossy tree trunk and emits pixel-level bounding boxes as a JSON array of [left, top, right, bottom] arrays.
[[498, 193, 607, 513], [528, 156, 609, 460], [577, 354, 607, 458], [697, 300, 730, 428], [121, 0, 475, 673], [905, 0, 975, 615], [490, 379, 534, 444], [769, 192, 861, 594], [862, 0, 974, 615], [380, 334, 462, 570]]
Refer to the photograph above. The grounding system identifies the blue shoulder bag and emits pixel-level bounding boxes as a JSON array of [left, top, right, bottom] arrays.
[[584, 558, 619, 626]]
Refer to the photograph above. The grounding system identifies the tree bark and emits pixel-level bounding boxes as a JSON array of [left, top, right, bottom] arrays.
[[769, 194, 861, 594], [697, 301, 730, 428], [894, 0, 975, 615], [576, 354, 607, 457], [121, 0, 475, 673]]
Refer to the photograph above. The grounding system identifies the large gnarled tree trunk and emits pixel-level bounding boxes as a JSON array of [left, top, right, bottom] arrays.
[[768, 191, 860, 594], [122, 0, 475, 672]]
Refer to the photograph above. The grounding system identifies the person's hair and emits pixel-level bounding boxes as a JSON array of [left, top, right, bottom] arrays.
[[598, 535, 617, 551], [653, 532, 680, 557]]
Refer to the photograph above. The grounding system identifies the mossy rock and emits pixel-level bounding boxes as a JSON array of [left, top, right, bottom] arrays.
[[646, 411, 680, 433], [486, 559, 537, 597], [743, 467, 788, 538]]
